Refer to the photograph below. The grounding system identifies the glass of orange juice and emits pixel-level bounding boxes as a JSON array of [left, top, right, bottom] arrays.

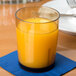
[[15, 6, 60, 72]]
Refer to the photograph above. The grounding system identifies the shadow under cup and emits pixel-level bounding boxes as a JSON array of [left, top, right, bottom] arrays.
[[15, 6, 60, 72]]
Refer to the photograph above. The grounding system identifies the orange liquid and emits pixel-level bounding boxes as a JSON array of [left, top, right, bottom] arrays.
[[16, 18, 58, 68]]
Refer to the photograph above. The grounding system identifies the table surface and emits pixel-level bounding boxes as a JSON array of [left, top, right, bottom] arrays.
[[0, 0, 76, 76]]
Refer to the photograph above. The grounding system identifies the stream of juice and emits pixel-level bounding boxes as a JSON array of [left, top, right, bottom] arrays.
[[16, 18, 58, 68]]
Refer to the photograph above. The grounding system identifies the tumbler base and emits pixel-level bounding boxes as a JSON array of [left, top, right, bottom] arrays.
[[19, 62, 55, 73]]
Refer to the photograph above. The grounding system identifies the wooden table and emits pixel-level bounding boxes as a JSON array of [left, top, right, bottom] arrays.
[[0, 0, 76, 76]]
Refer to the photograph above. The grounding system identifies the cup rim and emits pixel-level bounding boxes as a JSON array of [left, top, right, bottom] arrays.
[[15, 6, 60, 24]]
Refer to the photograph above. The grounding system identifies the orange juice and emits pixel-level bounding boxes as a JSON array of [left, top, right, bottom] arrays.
[[16, 18, 58, 68]]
